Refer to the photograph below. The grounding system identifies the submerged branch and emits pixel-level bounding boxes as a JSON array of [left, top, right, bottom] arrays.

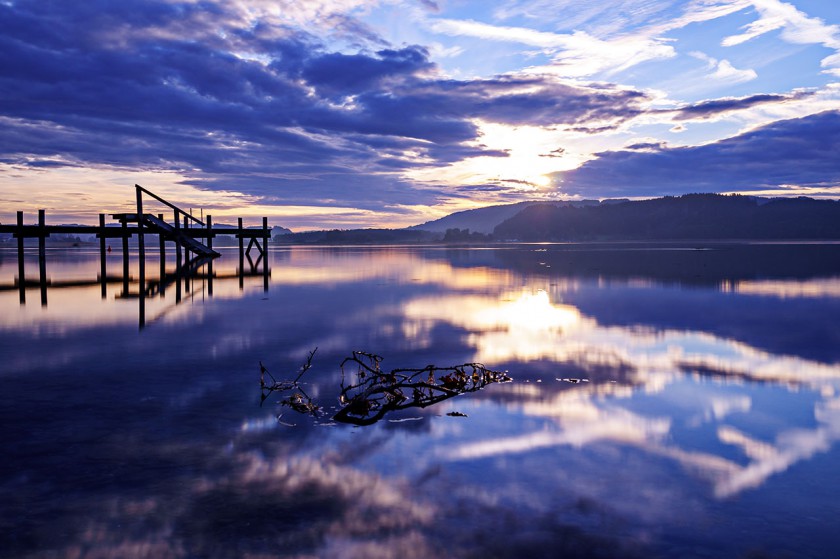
[[260, 349, 511, 426], [259, 348, 322, 417]]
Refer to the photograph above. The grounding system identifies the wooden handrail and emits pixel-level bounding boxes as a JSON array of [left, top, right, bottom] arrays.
[[135, 184, 205, 226]]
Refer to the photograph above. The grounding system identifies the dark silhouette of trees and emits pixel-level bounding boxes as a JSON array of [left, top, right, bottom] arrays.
[[494, 194, 840, 241]]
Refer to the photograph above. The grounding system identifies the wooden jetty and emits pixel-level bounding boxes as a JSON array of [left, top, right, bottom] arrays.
[[0, 185, 272, 326]]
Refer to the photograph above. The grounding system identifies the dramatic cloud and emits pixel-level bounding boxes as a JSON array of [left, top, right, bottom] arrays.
[[558, 110, 840, 197], [0, 0, 652, 214], [1, 0, 839, 227]]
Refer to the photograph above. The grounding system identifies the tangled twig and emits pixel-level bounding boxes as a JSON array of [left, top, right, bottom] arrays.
[[259, 348, 321, 417], [260, 349, 511, 426], [334, 351, 510, 425]]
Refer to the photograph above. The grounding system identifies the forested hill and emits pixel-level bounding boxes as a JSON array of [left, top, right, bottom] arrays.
[[493, 194, 840, 241], [409, 201, 551, 234]]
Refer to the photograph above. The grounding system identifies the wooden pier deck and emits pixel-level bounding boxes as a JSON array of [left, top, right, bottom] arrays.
[[0, 184, 272, 326]]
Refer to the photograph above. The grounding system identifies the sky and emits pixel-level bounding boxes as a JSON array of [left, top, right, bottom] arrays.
[[1, 0, 840, 230]]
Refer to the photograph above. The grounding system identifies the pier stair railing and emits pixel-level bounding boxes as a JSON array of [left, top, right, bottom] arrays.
[[113, 184, 221, 258]]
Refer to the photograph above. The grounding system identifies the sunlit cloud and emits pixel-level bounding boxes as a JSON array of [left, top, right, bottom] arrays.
[[427, 17, 675, 78], [690, 51, 758, 84]]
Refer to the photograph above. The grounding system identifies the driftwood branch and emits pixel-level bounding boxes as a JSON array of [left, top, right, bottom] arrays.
[[260, 349, 511, 426], [334, 351, 510, 425]]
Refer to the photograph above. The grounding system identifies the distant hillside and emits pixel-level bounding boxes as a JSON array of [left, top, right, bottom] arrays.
[[409, 201, 556, 234], [494, 194, 840, 241], [408, 200, 612, 234]]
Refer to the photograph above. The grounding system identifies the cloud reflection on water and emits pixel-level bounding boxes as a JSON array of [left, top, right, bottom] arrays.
[[726, 278, 840, 299], [404, 285, 840, 498], [47, 450, 438, 559]]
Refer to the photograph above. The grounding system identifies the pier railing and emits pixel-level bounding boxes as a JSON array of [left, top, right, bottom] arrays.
[[135, 183, 205, 226]]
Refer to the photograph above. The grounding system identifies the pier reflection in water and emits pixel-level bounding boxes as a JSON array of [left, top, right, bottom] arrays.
[[2, 243, 840, 558], [1, 243, 269, 329]]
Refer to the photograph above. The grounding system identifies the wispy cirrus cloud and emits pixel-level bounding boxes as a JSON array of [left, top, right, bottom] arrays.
[[427, 17, 676, 78], [722, 0, 840, 75]]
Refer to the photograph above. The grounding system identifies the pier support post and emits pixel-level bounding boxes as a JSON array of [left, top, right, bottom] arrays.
[[175, 257, 182, 304], [183, 214, 190, 292], [158, 213, 166, 296], [16, 211, 25, 304], [136, 189, 146, 328], [262, 216, 269, 291], [238, 217, 244, 290], [121, 219, 129, 294], [38, 209, 47, 306], [136, 189, 145, 282], [99, 213, 107, 298], [207, 215, 214, 296], [174, 208, 182, 303]]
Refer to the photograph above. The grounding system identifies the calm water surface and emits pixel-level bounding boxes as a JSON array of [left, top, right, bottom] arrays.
[[2, 243, 840, 558]]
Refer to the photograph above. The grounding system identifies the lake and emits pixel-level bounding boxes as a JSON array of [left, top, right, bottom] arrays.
[[2, 242, 840, 558]]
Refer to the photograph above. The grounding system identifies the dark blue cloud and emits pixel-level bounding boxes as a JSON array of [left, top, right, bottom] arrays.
[[302, 46, 434, 95], [670, 91, 815, 121], [559, 110, 840, 197], [418, 0, 441, 11], [0, 0, 651, 209]]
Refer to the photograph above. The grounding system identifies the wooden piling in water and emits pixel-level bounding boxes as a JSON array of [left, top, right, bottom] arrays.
[[136, 189, 146, 329], [136, 190, 145, 285], [183, 214, 190, 292], [173, 208, 182, 272], [207, 215, 214, 296], [99, 213, 107, 298], [38, 209, 47, 306], [263, 216, 269, 291], [238, 217, 244, 290], [158, 213, 166, 296], [16, 211, 25, 304], [121, 219, 129, 294]]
